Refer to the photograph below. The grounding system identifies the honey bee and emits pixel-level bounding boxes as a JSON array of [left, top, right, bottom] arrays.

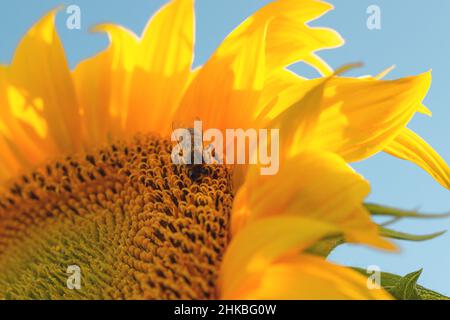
[[172, 122, 209, 182]]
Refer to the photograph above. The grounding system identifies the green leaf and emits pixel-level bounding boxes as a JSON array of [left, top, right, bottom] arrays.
[[391, 269, 423, 300], [352, 268, 450, 300], [379, 226, 446, 242], [366, 203, 450, 219]]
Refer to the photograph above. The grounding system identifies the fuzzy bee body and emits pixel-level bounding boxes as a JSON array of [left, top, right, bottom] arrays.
[[186, 128, 209, 181], [172, 124, 210, 182]]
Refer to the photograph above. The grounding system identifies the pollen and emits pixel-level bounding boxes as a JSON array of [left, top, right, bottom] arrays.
[[0, 134, 234, 300]]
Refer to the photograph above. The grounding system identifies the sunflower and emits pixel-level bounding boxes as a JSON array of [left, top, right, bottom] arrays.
[[0, 0, 448, 300]]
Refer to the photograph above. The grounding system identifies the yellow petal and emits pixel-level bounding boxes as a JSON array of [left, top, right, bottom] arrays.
[[265, 64, 362, 157], [219, 216, 340, 298], [0, 11, 85, 182], [0, 102, 24, 181], [309, 73, 432, 161], [270, 72, 432, 161], [175, 17, 268, 131], [418, 104, 432, 116], [232, 151, 394, 250], [374, 66, 431, 116], [270, 77, 328, 157], [174, 0, 342, 130], [385, 128, 450, 189], [0, 66, 41, 178], [256, 68, 306, 123], [224, 254, 392, 300], [74, 24, 139, 147], [261, 0, 343, 75], [375, 65, 396, 80], [9, 9, 82, 155], [126, 0, 195, 136]]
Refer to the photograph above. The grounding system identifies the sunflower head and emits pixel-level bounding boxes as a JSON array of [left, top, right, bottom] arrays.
[[0, 0, 448, 300]]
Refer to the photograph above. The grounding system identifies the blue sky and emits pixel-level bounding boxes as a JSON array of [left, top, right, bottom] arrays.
[[1, 0, 449, 295]]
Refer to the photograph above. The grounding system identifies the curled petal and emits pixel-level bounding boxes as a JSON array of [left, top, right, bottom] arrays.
[[385, 128, 450, 189], [268, 72, 432, 161], [232, 151, 394, 250], [222, 254, 392, 300], [220, 216, 340, 298]]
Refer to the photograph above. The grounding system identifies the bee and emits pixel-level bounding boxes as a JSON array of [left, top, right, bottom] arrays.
[[172, 122, 209, 182], [188, 163, 209, 182], [186, 127, 209, 181]]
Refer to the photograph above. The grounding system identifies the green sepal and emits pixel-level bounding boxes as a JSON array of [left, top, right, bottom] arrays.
[[307, 226, 446, 258], [366, 203, 450, 219], [379, 226, 446, 242], [307, 204, 448, 257]]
